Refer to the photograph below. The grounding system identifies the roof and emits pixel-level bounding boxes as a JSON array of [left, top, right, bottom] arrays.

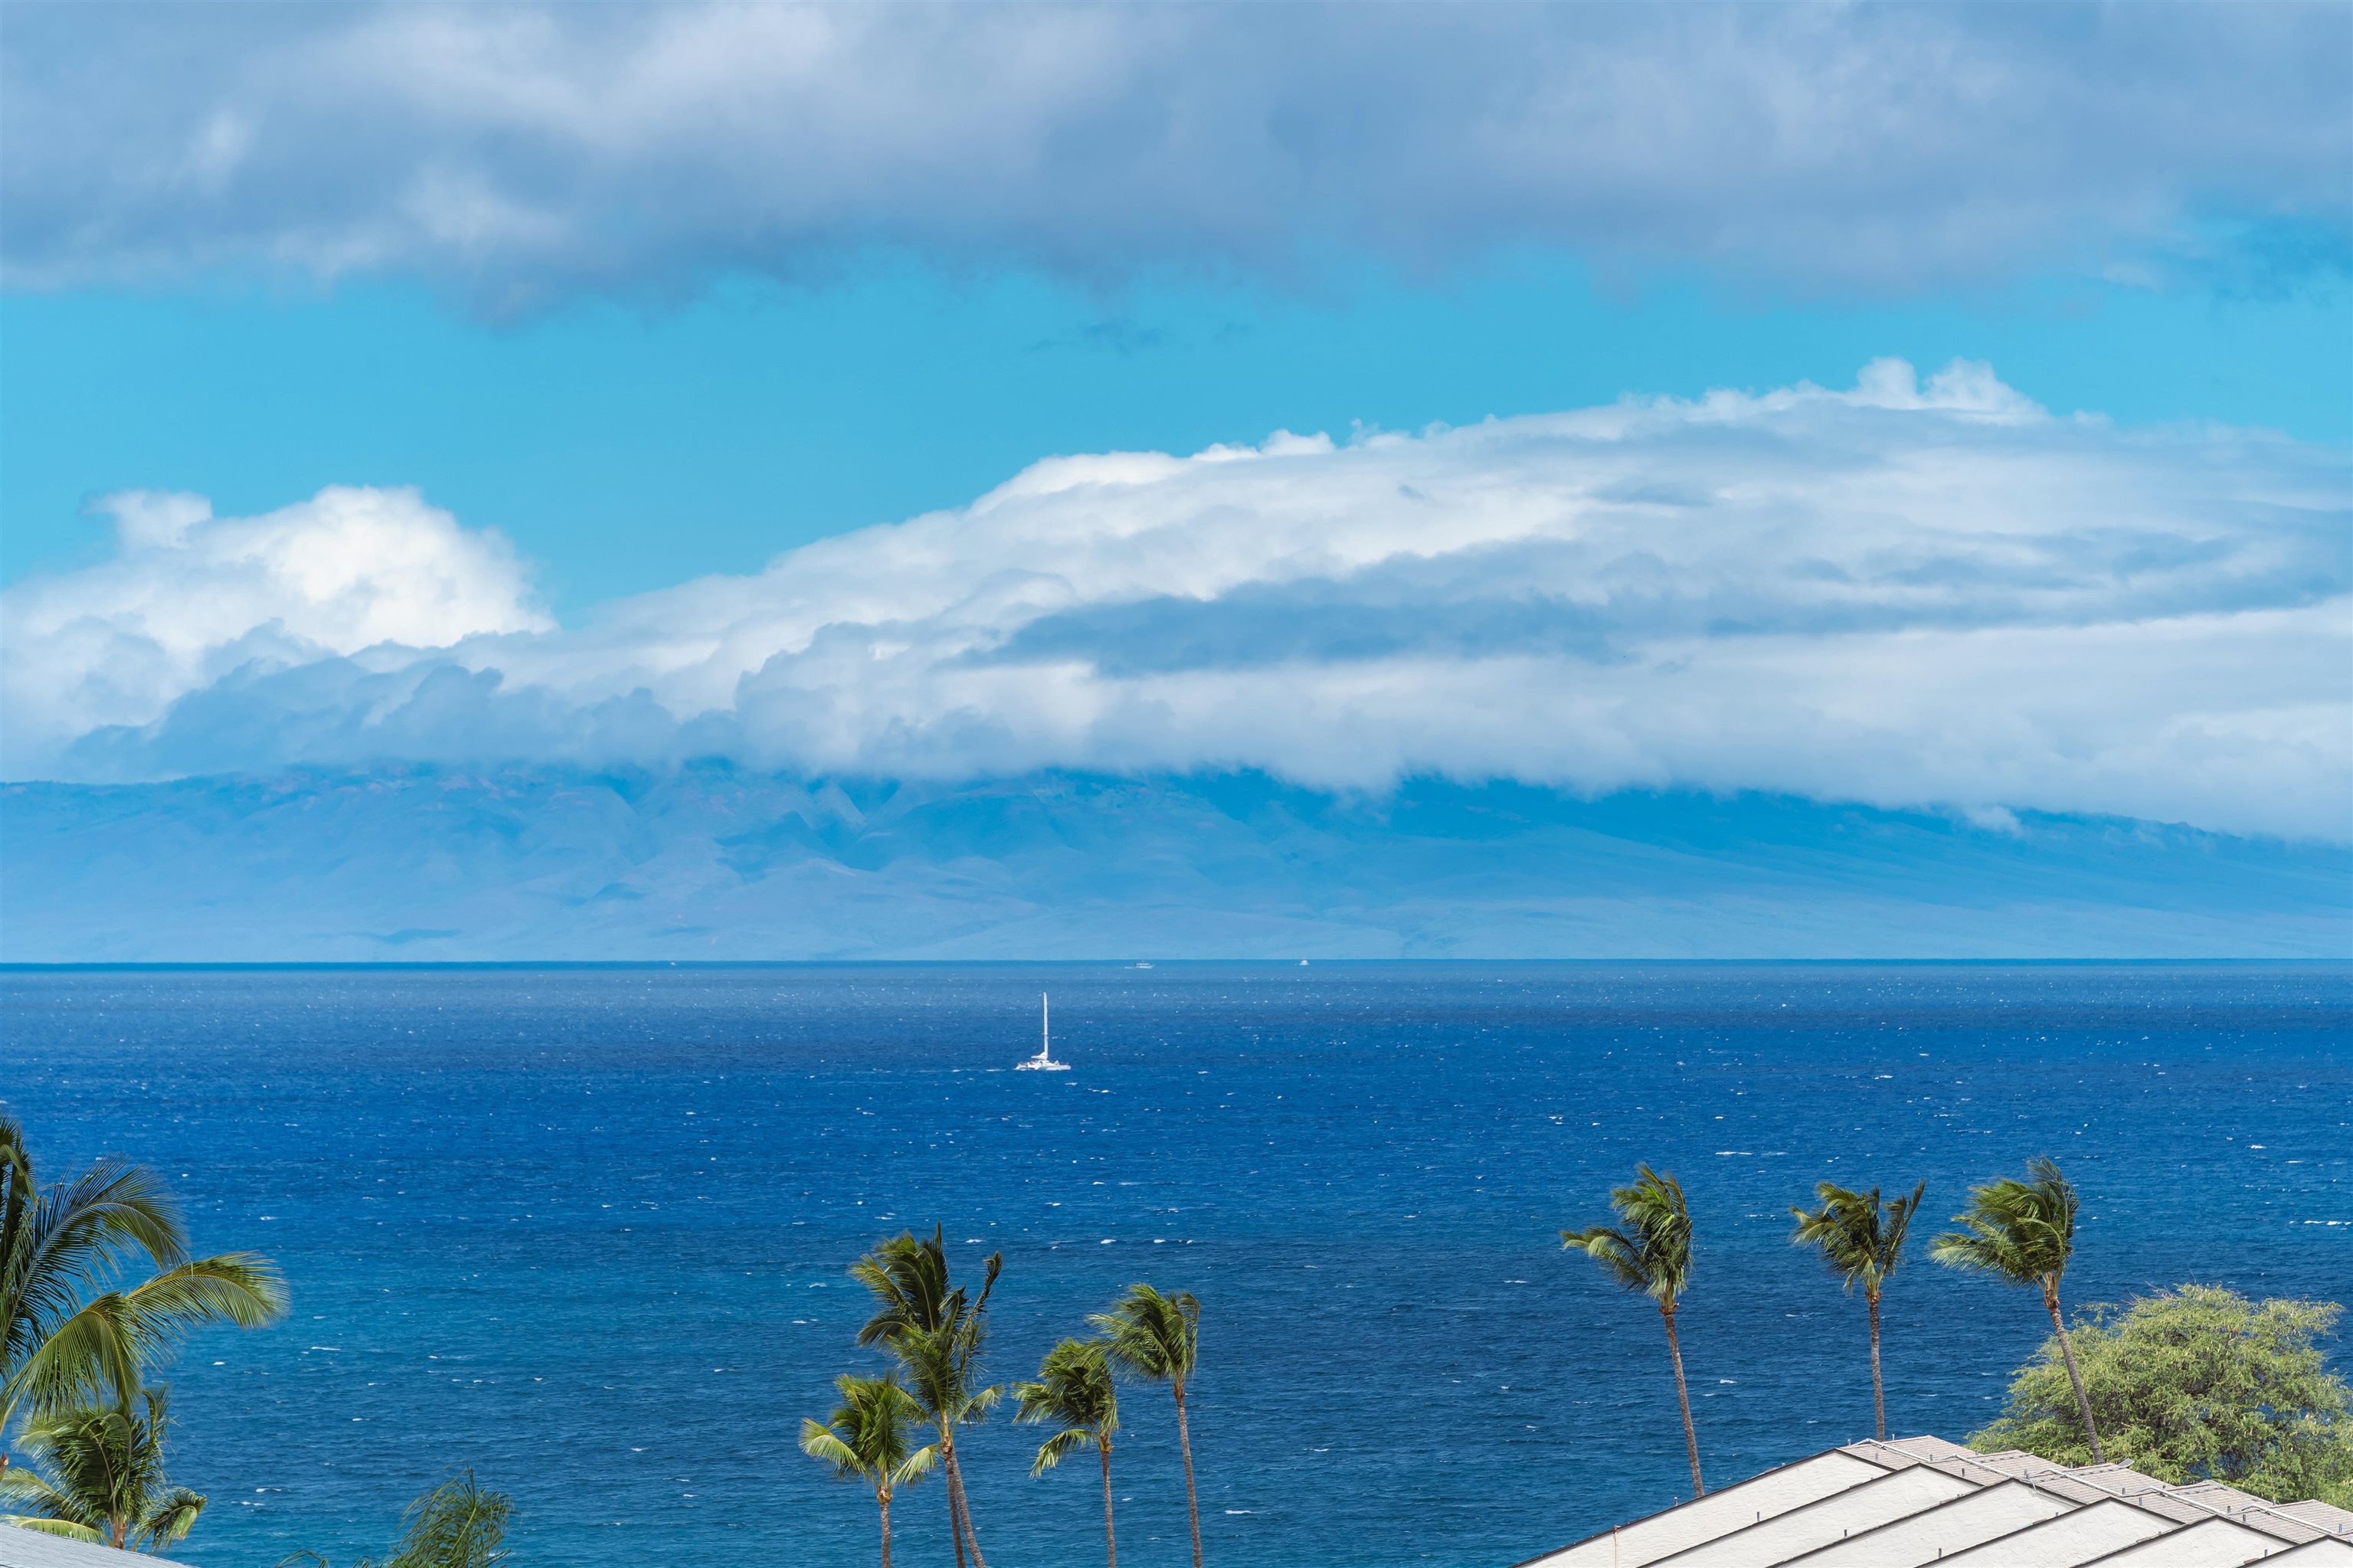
[[1520, 1435, 2353, 1568], [1772, 1479, 2074, 1566], [2082, 1517, 2303, 1566], [0, 1523, 194, 1568]]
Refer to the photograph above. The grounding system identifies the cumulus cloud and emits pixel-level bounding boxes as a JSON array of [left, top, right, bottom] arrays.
[[4, 362, 2347, 840], [3, 4, 2346, 303], [0, 486, 546, 761]]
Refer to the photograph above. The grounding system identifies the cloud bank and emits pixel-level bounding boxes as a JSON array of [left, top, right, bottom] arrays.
[[5, 3, 2347, 303], [7, 362, 2347, 840]]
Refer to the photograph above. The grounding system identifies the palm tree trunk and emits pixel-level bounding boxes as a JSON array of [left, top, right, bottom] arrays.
[[1867, 1289, 1887, 1442], [1661, 1303, 1704, 1498], [2042, 1277, 2104, 1463], [1175, 1378, 1203, 1568], [878, 1485, 892, 1568], [946, 1442, 987, 1568], [1099, 1438, 1118, 1568], [940, 1430, 970, 1568]]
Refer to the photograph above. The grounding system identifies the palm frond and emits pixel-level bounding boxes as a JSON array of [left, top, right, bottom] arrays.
[[123, 1253, 291, 1331], [138, 1485, 207, 1549], [1031, 1426, 1094, 1478], [800, 1373, 934, 1493], [1562, 1225, 1651, 1293], [851, 1229, 1002, 1437], [1, 1514, 108, 1545], [1565, 1164, 1692, 1305], [890, 1443, 941, 1488], [6, 1252, 288, 1419], [1088, 1284, 1199, 1384], [1792, 1180, 1927, 1295], [0, 1468, 78, 1519], [382, 1471, 509, 1568], [3, 1119, 191, 1388], [799, 1425, 865, 1479], [1014, 1335, 1118, 1474], [3, 1388, 191, 1548], [1930, 1159, 2076, 1287]]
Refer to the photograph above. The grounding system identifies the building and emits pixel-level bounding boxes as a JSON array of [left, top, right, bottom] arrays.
[[1520, 1435, 2353, 1566], [0, 1524, 193, 1568]]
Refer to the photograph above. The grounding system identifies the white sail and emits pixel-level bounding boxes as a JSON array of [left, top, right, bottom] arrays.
[[1015, 990, 1069, 1070]]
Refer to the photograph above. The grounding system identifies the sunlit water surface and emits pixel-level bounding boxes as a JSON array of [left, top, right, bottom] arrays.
[[5, 962, 2347, 1567]]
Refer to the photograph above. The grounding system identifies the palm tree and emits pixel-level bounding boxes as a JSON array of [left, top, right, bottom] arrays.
[[280, 1471, 512, 1568], [1929, 1157, 2105, 1462], [1090, 1284, 1202, 1568], [802, 1373, 938, 1568], [2, 1112, 289, 1464], [853, 1227, 1002, 1568], [0, 1383, 206, 1551], [1790, 1180, 1926, 1441], [1014, 1337, 1120, 1568], [1564, 1164, 1705, 1497]]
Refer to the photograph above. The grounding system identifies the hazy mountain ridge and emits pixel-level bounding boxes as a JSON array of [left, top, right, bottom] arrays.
[[5, 764, 2345, 961]]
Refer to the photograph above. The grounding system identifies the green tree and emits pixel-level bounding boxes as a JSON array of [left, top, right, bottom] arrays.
[[1791, 1180, 1927, 1441], [1929, 1157, 2105, 1462], [2, 1112, 289, 1463], [282, 1471, 512, 1568], [1971, 1286, 2353, 1507], [801, 1373, 938, 1568], [1564, 1164, 1705, 1497], [1014, 1337, 1121, 1568], [1090, 1285, 1203, 1568], [0, 1383, 206, 1551], [853, 1227, 1002, 1568]]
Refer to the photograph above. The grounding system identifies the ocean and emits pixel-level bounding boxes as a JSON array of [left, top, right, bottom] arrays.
[[3, 963, 2347, 1567]]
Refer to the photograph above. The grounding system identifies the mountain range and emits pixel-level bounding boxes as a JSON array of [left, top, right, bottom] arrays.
[[5, 766, 2343, 961]]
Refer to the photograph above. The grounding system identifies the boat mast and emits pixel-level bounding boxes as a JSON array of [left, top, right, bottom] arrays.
[[1042, 992, 1051, 1060]]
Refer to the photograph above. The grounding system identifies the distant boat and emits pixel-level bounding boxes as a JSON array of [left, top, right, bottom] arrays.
[[1015, 992, 1070, 1072], [1134, 961, 1154, 969]]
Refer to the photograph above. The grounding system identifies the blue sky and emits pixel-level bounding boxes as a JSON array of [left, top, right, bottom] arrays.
[[6, 260, 2348, 606], [2, 1, 2349, 919]]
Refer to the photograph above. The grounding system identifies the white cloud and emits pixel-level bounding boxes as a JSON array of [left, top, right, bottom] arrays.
[[5, 362, 2347, 840], [0, 486, 546, 760], [2, 4, 2345, 302]]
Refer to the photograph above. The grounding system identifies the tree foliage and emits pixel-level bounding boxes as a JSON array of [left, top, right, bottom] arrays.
[[1792, 1179, 1926, 1442], [1791, 1180, 1925, 1300], [1014, 1337, 1118, 1478], [283, 1472, 512, 1568], [1089, 1285, 1197, 1389], [1971, 1285, 2353, 1507], [1563, 1164, 1694, 1306], [801, 1372, 938, 1491], [1932, 1157, 2106, 1461], [853, 1227, 1003, 1568], [2, 1112, 287, 1434], [1091, 1284, 1204, 1568], [1564, 1164, 1705, 1496], [0, 1385, 205, 1550], [1929, 1159, 2078, 1288]]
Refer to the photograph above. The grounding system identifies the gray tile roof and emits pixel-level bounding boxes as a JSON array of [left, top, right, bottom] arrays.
[[1520, 1436, 2353, 1568], [0, 1522, 193, 1568]]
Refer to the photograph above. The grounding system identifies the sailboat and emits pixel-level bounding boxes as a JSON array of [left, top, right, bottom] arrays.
[[1014, 992, 1069, 1071]]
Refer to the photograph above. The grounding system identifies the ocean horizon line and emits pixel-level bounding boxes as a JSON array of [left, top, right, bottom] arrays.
[[5, 956, 2345, 973]]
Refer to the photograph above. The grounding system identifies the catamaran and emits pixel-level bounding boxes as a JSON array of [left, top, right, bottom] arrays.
[[1014, 992, 1069, 1071]]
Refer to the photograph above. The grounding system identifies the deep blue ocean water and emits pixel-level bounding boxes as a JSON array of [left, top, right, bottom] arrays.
[[2, 963, 2348, 1568]]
